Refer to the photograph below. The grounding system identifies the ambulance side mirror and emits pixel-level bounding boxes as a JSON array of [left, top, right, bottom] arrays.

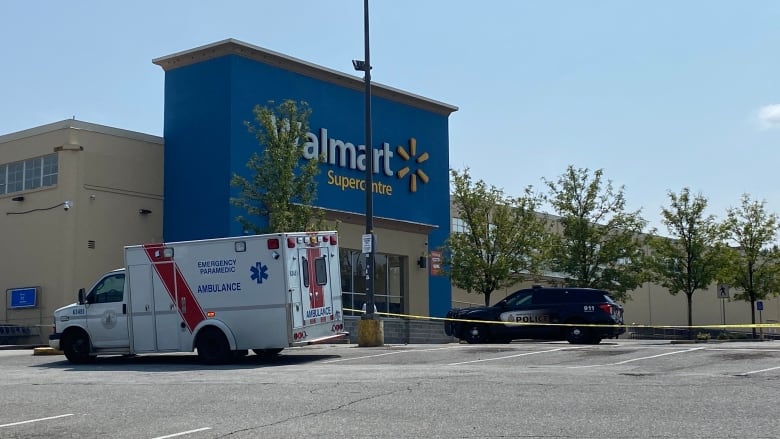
[[78, 288, 86, 305]]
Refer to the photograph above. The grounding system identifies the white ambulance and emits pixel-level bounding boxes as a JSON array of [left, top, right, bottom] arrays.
[[49, 232, 346, 364]]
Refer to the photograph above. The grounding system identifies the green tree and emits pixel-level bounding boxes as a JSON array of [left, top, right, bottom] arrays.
[[645, 188, 730, 331], [723, 194, 780, 338], [443, 168, 552, 306], [230, 100, 324, 233], [542, 166, 646, 302]]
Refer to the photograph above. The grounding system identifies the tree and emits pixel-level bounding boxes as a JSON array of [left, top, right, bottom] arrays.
[[231, 100, 324, 233], [723, 194, 780, 338], [645, 188, 730, 331], [542, 166, 646, 302], [443, 168, 552, 306]]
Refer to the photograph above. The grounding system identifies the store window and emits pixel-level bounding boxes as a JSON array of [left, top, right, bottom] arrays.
[[0, 154, 58, 196], [339, 249, 405, 316]]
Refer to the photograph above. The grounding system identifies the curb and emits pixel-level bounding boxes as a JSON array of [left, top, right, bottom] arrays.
[[0, 344, 45, 351], [33, 347, 63, 356]]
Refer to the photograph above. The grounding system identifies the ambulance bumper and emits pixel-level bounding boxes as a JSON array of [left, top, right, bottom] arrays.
[[48, 333, 61, 350]]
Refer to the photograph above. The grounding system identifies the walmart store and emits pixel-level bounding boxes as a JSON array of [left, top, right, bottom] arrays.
[[0, 39, 458, 344]]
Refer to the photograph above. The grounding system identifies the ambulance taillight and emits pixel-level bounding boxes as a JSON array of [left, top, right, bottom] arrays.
[[287, 238, 296, 248], [329, 235, 337, 245], [267, 239, 280, 250]]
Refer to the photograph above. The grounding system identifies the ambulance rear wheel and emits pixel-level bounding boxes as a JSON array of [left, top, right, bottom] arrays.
[[62, 330, 94, 364], [252, 348, 283, 358], [196, 327, 231, 365]]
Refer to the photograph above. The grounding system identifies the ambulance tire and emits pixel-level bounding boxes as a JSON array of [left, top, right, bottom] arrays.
[[196, 327, 231, 365], [62, 329, 95, 364], [252, 348, 283, 358]]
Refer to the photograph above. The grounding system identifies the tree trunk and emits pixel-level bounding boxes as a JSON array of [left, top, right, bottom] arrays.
[[686, 292, 694, 340], [484, 291, 492, 307]]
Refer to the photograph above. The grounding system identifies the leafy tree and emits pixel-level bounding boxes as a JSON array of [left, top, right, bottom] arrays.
[[443, 168, 552, 306], [542, 166, 646, 302], [231, 100, 324, 233], [645, 188, 730, 331], [723, 194, 780, 338]]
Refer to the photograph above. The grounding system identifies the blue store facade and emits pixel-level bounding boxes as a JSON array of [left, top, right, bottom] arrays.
[[154, 39, 457, 319]]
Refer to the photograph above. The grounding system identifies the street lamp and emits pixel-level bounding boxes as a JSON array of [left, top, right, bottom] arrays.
[[353, 0, 383, 347], [353, 0, 375, 321]]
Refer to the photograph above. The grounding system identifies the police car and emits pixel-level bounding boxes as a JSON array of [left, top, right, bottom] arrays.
[[444, 286, 625, 344]]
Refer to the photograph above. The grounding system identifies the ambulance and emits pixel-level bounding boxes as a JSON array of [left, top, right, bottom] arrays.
[[49, 232, 346, 364]]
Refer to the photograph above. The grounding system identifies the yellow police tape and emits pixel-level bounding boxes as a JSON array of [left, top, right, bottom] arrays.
[[344, 308, 780, 330]]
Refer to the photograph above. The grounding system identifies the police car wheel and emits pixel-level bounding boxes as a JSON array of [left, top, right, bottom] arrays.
[[196, 327, 231, 365], [63, 330, 94, 364], [463, 324, 488, 344], [566, 325, 591, 344]]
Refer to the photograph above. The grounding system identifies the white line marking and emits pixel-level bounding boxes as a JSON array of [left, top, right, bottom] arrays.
[[737, 365, 780, 376], [448, 347, 576, 366], [568, 347, 705, 368], [0, 414, 74, 428], [152, 427, 212, 439], [322, 345, 466, 363]]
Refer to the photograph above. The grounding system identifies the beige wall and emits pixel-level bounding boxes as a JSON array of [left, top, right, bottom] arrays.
[[329, 219, 431, 316], [0, 121, 163, 343]]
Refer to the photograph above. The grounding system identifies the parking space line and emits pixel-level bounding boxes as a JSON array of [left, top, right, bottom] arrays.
[[447, 347, 576, 366], [568, 347, 705, 368], [0, 414, 74, 428], [736, 365, 780, 376], [322, 345, 466, 364], [151, 427, 211, 439]]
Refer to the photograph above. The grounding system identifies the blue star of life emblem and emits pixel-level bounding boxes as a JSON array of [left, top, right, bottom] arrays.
[[250, 262, 269, 284]]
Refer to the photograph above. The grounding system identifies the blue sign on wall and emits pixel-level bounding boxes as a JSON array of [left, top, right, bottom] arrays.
[[9, 287, 37, 309]]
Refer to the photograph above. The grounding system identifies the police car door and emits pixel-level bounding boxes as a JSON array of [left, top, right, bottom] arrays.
[[499, 290, 547, 339], [85, 272, 129, 348]]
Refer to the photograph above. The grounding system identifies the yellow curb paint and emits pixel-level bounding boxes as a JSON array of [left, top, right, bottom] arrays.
[[33, 347, 63, 356]]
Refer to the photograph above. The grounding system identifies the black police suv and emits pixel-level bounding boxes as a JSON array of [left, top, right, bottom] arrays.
[[444, 286, 625, 344]]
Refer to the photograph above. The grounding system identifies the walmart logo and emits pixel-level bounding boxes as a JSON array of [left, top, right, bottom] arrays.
[[396, 138, 429, 193]]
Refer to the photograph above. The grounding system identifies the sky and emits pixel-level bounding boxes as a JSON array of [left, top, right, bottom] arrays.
[[2, 1, 779, 232]]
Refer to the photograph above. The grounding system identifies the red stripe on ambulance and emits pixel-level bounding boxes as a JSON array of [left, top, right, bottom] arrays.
[[143, 244, 206, 332], [306, 247, 324, 308]]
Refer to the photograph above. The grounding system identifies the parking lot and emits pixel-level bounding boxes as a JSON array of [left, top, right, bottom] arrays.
[[1, 340, 778, 438]]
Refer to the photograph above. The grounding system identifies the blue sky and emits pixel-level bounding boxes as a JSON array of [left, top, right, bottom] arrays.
[[2, 1, 779, 231]]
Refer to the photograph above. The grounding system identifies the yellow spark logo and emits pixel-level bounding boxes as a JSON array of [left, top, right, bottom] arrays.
[[395, 138, 430, 193]]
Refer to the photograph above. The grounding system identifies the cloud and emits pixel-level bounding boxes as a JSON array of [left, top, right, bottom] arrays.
[[758, 104, 780, 128]]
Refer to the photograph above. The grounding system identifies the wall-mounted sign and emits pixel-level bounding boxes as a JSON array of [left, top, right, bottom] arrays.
[[429, 251, 443, 276], [8, 287, 38, 309]]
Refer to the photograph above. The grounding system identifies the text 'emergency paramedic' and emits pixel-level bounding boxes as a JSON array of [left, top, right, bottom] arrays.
[[198, 259, 237, 275]]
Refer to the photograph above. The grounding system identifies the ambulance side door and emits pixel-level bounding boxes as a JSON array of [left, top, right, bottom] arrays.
[[85, 272, 130, 348]]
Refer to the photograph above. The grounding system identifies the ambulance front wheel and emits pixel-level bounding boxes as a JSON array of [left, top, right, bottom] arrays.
[[195, 327, 231, 365], [62, 329, 95, 364]]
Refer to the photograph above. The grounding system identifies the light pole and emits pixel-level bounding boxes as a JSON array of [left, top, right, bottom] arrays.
[[353, 0, 375, 320], [353, 0, 383, 346]]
